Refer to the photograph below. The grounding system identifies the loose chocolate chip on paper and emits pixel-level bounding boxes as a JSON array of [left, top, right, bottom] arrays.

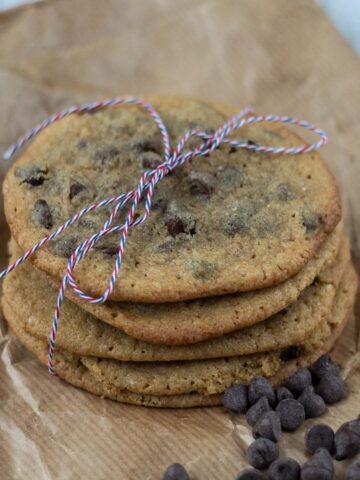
[[32, 199, 53, 229], [298, 386, 327, 419], [268, 457, 301, 480], [236, 468, 267, 480], [285, 367, 312, 396], [334, 419, 360, 460], [246, 438, 279, 469], [221, 383, 248, 413], [162, 463, 190, 480], [246, 396, 272, 427], [301, 448, 334, 480], [346, 462, 360, 480], [253, 411, 282, 442], [276, 386, 294, 403], [310, 354, 340, 381], [276, 399, 305, 432], [305, 424, 335, 454], [15, 165, 48, 186], [316, 373, 347, 404], [248, 376, 276, 407]]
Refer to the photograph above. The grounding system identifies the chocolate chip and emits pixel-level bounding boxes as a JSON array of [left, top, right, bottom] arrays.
[[95, 244, 119, 256], [276, 387, 294, 403], [285, 368, 312, 396], [140, 152, 163, 169], [216, 166, 245, 189], [298, 386, 327, 419], [268, 457, 301, 480], [185, 171, 216, 195], [305, 424, 335, 454], [276, 399, 305, 431], [152, 198, 168, 212], [236, 468, 267, 480], [77, 139, 87, 149], [51, 235, 78, 258], [246, 397, 272, 427], [129, 138, 161, 154], [334, 420, 360, 460], [221, 383, 248, 413], [15, 165, 48, 186], [189, 260, 217, 280], [301, 449, 334, 480], [69, 182, 86, 200], [32, 199, 53, 229], [303, 212, 322, 233], [310, 354, 340, 381], [164, 202, 196, 238], [248, 376, 276, 407], [280, 346, 301, 361], [274, 183, 294, 202], [93, 145, 119, 166], [253, 411, 282, 442], [316, 373, 347, 404], [346, 462, 360, 480], [223, 200, 257, 236], [162, 463, 190, 480], [246, 438, 279, 469]]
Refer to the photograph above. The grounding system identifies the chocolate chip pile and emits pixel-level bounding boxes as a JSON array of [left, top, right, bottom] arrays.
[[162, 355, 360, 480]]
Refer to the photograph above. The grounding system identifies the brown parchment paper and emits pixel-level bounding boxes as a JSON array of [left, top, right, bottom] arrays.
[[0, 1, 359, 478]]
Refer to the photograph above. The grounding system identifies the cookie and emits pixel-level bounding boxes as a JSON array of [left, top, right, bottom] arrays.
[[2, 236, 349, 362], [3, 96, 341, 303], [4, 264, 355, 407], [3, 263, 357, 399], [9, 224, 342, 345]]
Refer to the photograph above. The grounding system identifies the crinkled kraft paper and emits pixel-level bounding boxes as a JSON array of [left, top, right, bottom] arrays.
[[0, 1, 359, 478]]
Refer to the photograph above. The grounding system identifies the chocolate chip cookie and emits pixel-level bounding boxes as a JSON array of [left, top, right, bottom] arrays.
[[3, 97, 341, 302]]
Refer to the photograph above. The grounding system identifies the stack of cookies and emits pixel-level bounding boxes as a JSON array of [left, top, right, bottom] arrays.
[[2, 97, 357, 408]]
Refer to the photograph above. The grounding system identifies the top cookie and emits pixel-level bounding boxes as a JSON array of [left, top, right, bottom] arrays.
[[3, 97, 341, 302]]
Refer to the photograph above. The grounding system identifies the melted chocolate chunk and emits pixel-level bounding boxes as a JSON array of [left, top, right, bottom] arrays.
[[303, 212, 322, 233], [164, 202, 196, 237], [185, 171, 216, 195], [15, 166, 48, 186], [69, 182, 86, 200], [280, 345, 301, 361], [93, 146, 120, 166], [152, 198, 168, 212], [223, 200, 257, 236], [95, 244, 119, 256], [189, 260, 217, 280], [129, 138, 162, 153], [77, 139, 87, 149], [217, 166, 245, 189], [51, 235, 79, 257], [32, 199, 53, 229], [274, 183, 293, 201]]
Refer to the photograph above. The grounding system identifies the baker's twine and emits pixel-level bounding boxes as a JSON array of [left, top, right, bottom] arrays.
[[1, 97, 328, 374]]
